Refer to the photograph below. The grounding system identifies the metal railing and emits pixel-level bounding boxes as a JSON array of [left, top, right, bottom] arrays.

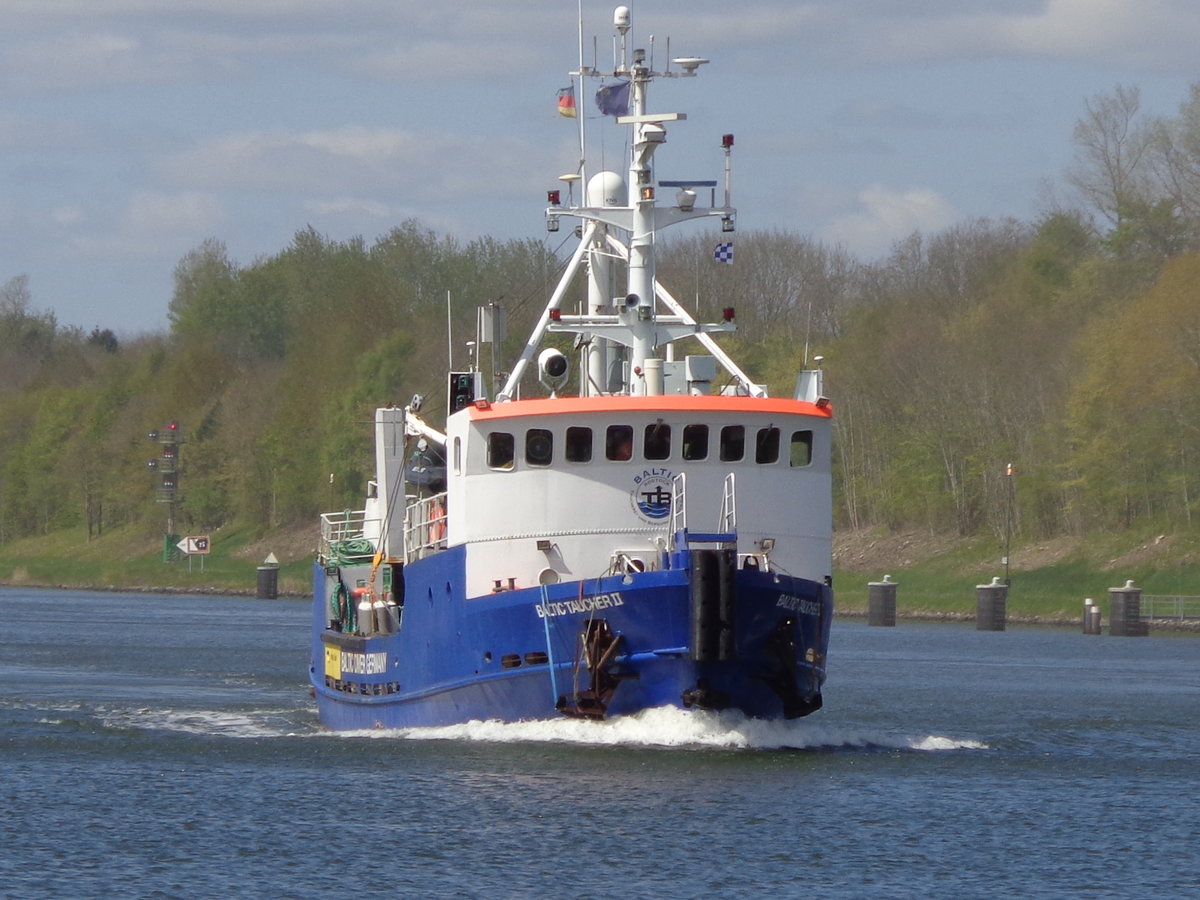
[[719, 472, 737, 533], [671, 473, 687, 535], [319, 509, 380, 564], [1139, 595, 1200, 620], [404, 492, 448, 562]]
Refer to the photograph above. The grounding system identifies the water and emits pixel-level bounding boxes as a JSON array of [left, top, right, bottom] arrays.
[[3, 587, 1198, 898]]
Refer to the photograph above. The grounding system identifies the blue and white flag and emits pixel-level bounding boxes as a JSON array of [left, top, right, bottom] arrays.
[[596, 81, 631, 117], [713, 242, 734, 264]]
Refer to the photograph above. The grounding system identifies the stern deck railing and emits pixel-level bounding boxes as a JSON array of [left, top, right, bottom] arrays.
[[319, 509, 380, 565]]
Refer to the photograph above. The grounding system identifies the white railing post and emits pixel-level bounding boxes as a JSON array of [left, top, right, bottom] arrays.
[[671, 472, 687, 539], [719, 472, 737, 533]]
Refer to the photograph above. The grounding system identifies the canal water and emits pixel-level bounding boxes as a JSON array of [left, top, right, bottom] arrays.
[[2, 587, 1197, 898]]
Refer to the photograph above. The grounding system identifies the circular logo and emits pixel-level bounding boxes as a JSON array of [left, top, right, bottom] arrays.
[[630, 469, 674, 522]]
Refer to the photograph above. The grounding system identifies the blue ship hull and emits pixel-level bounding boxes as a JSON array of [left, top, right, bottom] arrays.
[[309, 545, 831, 730]]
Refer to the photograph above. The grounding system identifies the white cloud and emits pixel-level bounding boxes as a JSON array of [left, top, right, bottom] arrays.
[[304, 198, 393, 219], [72, 191, 225, 258], [51, 205, 85, 226], [822, 185, 959, 259], [160, 126, 545, 204]]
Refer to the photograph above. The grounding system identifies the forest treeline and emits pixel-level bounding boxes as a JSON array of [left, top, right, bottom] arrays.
[[3, 83, 1200, 550]]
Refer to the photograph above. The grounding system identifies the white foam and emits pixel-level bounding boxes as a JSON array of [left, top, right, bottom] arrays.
[[333, 706, 988, 752], [95, 706, 309, 739]]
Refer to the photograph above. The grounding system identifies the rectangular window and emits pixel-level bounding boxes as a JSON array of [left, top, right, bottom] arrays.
[[644, 422, 671, 460], [453, 437, 462, 475], [756, 427, 780, 464], [682, 424, 709, 460], [790, 430, 813, 467], [487, 432, 515, 470], [606, 425, 634, 461], [565, 426, 592, 462], [720, 425, 745, 462], [526, 429, 553, 466]]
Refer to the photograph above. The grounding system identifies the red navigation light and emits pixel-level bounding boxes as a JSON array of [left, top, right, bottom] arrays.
[[547, 190, 561, 206], [722, 133, 734, 148], [167, 421, 178, 431], [549, 309, 562, 321], [722, 307, 735, 322]]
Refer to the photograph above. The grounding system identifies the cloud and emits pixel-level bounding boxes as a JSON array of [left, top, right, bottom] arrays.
[[303, 197, 393, 219], [72, 191, 225, 258], [160, 125, 545, 204], [821, 185, 959, 259]]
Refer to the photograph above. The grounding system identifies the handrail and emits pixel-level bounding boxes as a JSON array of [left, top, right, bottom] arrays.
[[671, 472, 687, 536], [1139, 595, 1200, 620], [319, 509, 380, 564], [404, 492, 449, 562], [719, 472, 737, 533]]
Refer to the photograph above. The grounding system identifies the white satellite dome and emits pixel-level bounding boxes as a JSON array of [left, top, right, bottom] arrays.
[[587, 171, 626, 207]]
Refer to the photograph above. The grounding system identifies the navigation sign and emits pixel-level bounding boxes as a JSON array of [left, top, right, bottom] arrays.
[[176, 535, 210, 555]]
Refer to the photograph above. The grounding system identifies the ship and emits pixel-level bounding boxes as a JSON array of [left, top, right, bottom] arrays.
[[309, 4, 834, 730]]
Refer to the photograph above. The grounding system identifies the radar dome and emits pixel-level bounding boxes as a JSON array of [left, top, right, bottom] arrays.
[[587, 171, 626, 207]]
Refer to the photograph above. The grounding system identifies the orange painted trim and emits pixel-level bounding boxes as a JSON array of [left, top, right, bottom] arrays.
[[465, 393, 833, 421]]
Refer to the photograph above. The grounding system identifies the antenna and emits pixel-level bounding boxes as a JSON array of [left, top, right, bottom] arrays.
[[575, 0, 588, 187]]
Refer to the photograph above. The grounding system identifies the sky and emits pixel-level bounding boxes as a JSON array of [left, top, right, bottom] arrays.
[[3, 0, 1200, 336]]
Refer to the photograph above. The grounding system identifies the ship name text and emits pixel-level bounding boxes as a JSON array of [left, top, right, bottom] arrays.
[[338, 651, 389, 675], [535, 592, 626, 619], [777, 594, 822, 616]]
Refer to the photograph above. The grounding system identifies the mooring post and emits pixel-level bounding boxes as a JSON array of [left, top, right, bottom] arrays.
[[867, 575, 897, 626], [1108, 580, 1148, 636], [976, 576, 1007, 631]]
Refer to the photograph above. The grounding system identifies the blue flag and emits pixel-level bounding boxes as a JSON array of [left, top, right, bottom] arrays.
[[596, 81, 631, 117], [713, 242, 734, 264]]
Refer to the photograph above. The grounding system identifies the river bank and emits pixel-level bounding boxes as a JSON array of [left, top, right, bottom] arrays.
[[4, 522, 1200, 626]]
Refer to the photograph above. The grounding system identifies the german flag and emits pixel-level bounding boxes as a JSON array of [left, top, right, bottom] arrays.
[[557, 85, 576, 118]]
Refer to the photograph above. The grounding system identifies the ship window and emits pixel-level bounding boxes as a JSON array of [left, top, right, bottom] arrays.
[[719, 425, 745, 462], [790, 430, 814, 467], [526, 428, 553, 466], [565, 426, 592, 462], [453, 437, 462, 475], [756, 427, 780, 464], [682, 424, 709, 460], [487, 432, 515, 470], [606, 425, 634, 461], [644, 422, 671, 460]]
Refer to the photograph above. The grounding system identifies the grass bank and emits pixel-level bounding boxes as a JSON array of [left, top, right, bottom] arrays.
[[0, 522, 313, 596], [834, 527, 1200, 624], [4, 522, 1200, 626]]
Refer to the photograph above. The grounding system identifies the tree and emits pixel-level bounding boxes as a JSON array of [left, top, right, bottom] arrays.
[[1068, 86, 1154, 228]]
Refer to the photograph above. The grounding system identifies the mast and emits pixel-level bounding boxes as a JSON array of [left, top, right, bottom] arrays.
[[498, 4, 748, 402]]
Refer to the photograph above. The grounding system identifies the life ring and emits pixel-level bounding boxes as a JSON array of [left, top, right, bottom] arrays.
[[430, 499, 447, 543]]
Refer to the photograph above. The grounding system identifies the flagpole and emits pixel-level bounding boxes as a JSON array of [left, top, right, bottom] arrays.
[[575, 0, 588, 188]]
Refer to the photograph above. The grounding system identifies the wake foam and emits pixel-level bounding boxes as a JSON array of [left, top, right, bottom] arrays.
[[336, 706, 988, 752], [73, 702, 985, 751], [93, 706, 316, 739]]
